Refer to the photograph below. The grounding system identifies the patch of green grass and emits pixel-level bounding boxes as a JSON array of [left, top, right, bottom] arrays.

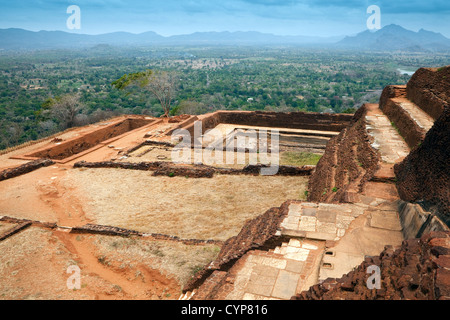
[[332, 187, 338, 192], [280, 151, 322, 166], [390, 121, 402, 136], [190, 265, 204, 278]]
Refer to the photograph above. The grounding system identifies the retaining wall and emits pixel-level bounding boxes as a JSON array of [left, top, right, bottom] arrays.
[[180, 111, 353, 137]]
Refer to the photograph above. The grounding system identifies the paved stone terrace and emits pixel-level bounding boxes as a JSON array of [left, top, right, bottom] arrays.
[[277, 200, 403, 281], [187, 199, 405, 300]]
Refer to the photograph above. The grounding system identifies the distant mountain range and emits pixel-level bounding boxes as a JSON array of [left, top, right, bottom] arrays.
[[1, 24, 449, 52], [0, 28, 342, 50], [337, 24, 450, 52]]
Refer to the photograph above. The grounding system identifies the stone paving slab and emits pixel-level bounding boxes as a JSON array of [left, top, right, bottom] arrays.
[[316, 210, 337, 223], [364, 182, 399, 201], [247, 254, 288, 269], [246, 265, 280, 296], [369, 210, 403, 231], [365, 106, 410, 164], [285, 260, 305, 273], [271, 270, 301, 299], [279, 202, 367, 241]]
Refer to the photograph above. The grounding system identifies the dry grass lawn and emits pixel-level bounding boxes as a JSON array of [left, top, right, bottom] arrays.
[[93, 235, 220, 287], [67, 168, 309, 241]]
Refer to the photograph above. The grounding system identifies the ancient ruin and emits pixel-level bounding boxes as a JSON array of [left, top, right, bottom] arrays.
[[0, 66, 449, 300]]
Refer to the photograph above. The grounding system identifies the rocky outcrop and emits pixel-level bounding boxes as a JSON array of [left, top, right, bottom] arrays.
[[395, 106, 450, 227], [406, 66, 450, 120], [292, 231, 450, 300]]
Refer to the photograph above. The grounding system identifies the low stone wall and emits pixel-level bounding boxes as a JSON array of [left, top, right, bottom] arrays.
[[0, 159, 54, 181], [71, 224, 141, 236], [125, 140, 176, 155], [26, 117, 153, 161], [292, 231, 450, 300], [73, 161, 314, 177], [219, 111, 352, 132], [71, 223, 222, 246], [181, 110, 353, 137], [0, 222, 32, 241], [0, 216, 58, 229], [0, 216, 221, 246]]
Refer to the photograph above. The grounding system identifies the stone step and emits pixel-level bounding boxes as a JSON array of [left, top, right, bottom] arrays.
[[364, 104, 410, 164], [380, 95, 434, 149]]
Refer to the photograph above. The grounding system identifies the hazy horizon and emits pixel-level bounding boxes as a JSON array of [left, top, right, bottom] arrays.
[[1, 0, 450, 38]]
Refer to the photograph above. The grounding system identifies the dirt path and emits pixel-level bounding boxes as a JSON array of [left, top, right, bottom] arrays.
[[37, 167, 92, 227], [54, 232, 181, 300]]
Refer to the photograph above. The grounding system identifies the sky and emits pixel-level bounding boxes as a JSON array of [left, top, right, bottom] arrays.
[[0, 0, 450, 38]]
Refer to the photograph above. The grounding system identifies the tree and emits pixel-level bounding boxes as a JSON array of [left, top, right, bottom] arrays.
[[43, 94, 86, 129], [173, 100, 207, 115], [112, 69, 178, 117]]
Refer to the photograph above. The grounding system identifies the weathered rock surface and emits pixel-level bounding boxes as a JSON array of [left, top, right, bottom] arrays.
[[406, 66, 450, 120], [395, 106, 450, 227]]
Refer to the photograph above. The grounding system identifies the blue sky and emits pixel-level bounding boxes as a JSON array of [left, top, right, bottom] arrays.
[[1, 0, 450, 37]]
